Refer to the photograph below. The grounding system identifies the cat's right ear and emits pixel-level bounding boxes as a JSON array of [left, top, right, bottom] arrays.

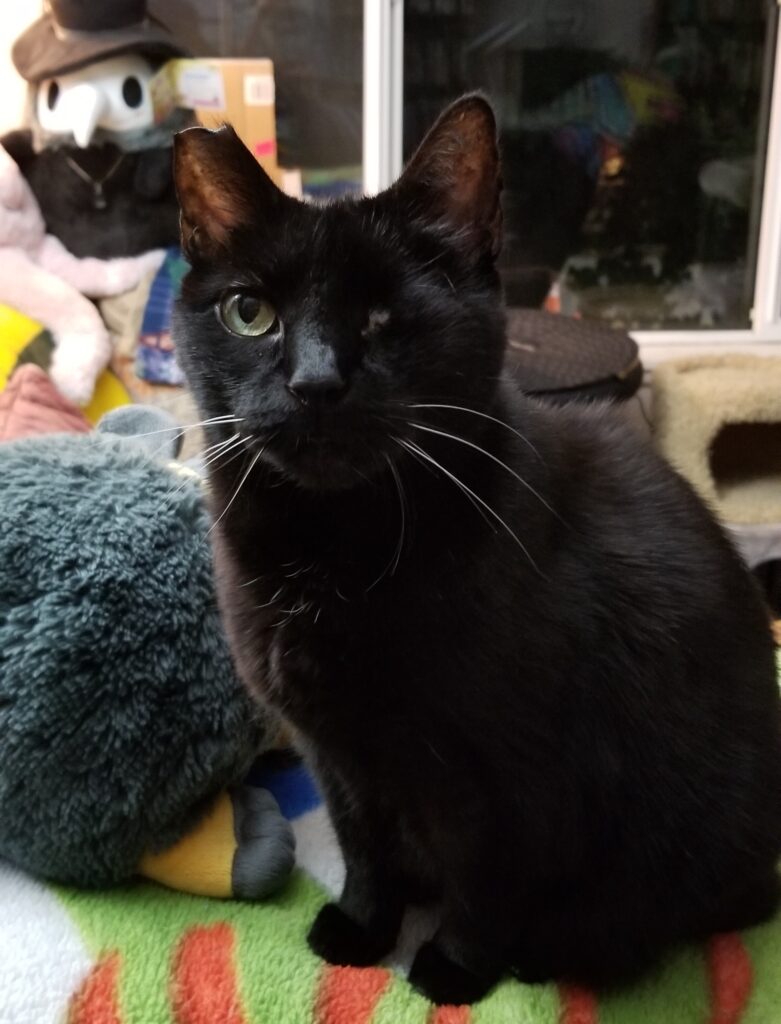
[[173, 125, 287, 262]]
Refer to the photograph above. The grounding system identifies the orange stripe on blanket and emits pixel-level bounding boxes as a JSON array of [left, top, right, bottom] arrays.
[[559, 984, 599, 1024], [707, 933, 753, 1024], [172, 923, 247, 1024], [315, 965, 391, 1024], [69, 952, 122, 1024], [428, 1004, 472, 1024]]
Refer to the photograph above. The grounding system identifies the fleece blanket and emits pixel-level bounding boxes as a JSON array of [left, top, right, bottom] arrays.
[[1, 750, 781, 1024]]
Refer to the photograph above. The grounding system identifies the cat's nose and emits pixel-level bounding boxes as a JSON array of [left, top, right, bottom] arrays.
[[286, 366, 348, 405], [285, 328, 349, 405]]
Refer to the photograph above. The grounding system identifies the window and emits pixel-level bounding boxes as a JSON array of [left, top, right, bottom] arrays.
[[152, 0, 363, 192], [366, 0, 781, 360]]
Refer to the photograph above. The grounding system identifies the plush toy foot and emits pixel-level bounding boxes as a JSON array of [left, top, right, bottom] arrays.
[[308, 903, 396, 966], [231, 786, 296, 899], [408, 941, 498, 1006], [138, 786, 294, 899], [49, 332, 111, 406]]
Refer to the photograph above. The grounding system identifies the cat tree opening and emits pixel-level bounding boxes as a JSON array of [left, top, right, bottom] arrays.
[[708, 421, 781, 520]]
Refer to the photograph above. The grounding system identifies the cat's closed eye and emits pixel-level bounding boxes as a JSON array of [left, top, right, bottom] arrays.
[[361, 308, 391, 340], [217, 291, 278, 338]]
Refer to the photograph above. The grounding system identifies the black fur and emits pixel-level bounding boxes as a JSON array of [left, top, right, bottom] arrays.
[[2, 130, 179, 258], [172, 97, 781, 1005]]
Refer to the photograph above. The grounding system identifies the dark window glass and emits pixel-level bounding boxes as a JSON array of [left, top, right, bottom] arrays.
[[405, 0, 777, 328]]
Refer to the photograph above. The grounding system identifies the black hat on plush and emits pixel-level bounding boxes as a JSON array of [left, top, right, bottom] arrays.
[[13, 0, 188, 83]]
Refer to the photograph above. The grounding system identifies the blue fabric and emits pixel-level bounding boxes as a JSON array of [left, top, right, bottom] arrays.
[[250, 758, 323, 821], [136, 248, 189, 385]]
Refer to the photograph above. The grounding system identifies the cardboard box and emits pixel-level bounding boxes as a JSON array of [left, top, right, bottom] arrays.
[[194, 59, 279, 183], [152, 58, 279, 184]]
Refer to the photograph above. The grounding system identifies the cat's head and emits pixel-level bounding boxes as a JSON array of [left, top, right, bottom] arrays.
[[173, 95, 506, 491]]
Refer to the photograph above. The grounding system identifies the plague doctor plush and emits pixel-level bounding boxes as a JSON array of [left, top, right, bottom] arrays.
[[2, 0, 192, 259]]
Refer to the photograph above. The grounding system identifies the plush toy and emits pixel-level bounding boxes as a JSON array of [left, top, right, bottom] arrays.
[[4, 0, 190, 259], [0, 406, 295, 900], [0, 142, 164, 405], [0, 304, 132, 427], [0, 363, 90, 441]]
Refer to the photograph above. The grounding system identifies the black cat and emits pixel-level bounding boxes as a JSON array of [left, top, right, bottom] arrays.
[[172, 96, 781, 1006]]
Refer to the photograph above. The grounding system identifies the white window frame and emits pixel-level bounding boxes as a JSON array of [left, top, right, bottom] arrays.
[[362, 0, 404, 198], [363, 0, 781, 366]]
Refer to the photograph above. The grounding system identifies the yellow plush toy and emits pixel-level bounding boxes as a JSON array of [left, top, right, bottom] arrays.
[[0, 303, 130, 423]]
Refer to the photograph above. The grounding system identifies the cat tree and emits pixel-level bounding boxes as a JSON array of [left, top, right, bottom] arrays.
[[653, 354, 781, 569]]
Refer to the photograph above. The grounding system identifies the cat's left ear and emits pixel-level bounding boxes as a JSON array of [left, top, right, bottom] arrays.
[[173, 124, 288, 262], [394, 94, 502, 259]]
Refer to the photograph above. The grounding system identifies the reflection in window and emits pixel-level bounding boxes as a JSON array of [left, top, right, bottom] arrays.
[[152, 0, 363, 192], [405, 0, 776, 329]]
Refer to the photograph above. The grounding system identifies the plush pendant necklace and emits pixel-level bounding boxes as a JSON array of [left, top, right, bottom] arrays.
[[63, 152, 125, 211]]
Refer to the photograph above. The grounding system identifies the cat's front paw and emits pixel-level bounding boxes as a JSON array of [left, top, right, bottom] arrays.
[[307, 903, 394, 966], [409, 941, 497, 1006]]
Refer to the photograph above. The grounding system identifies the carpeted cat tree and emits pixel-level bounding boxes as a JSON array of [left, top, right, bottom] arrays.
[[653, 354, 781, 570]]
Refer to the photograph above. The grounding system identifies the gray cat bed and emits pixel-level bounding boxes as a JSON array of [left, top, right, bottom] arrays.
[[503, 309, 642, 404]]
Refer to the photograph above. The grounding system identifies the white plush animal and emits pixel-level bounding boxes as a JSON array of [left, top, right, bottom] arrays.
[[0, 144, 164, 404]]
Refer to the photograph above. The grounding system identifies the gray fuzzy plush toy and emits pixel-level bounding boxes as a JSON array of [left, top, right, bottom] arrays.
[[0, 407, 294, 899]]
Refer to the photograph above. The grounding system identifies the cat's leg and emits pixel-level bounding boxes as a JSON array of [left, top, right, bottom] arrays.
[[698, 865, 781, 936], [508, 866, 781, 990], [307, 777, 405, 967], [408, 883, 516, 1005]]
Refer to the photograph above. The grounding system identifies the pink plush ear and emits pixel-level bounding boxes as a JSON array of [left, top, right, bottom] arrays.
[[173, 125, 288, 261], [395, 94, 502, 258]]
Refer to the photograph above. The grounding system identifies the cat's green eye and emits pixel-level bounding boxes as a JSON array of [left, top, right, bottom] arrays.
[[218, 291, 278, 338]]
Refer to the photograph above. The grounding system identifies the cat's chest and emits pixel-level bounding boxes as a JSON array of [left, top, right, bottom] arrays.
[[241, 569, 372, 708]]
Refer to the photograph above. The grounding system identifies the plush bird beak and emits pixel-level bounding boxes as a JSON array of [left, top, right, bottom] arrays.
[[61, 82, 109, 148]]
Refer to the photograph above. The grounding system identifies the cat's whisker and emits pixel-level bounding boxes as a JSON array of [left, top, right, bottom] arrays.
[[418, 251, 446, 271], [389, 433, 439, 480], [425, 737, 448, 767], [208, 436, 275, 537], [386, 456, 407, 577], [152, 468, 202, 517], [408, 421, 562, 522], [159, 436, 247, 514], [153, 435, 242, 512], [395, 437, 545, 577], [254, 586, 284, 609], [199, 442, 252, 496], [122, 414, 243, 443], [133, 416, 245, 467], [366, 455, 408, 593], [285, 562, 316, 579], [270, 599, 316, 629], [157, 469, 201, 509], [405, 402, 541, 460], [199, 433, 242, 470], [394, 436, 495, 534], [202, 433, 246, 469], [203, 432, 241, 457]]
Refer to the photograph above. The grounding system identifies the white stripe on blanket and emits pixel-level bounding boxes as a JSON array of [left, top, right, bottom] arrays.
[[0, 860, 94, 1024]]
